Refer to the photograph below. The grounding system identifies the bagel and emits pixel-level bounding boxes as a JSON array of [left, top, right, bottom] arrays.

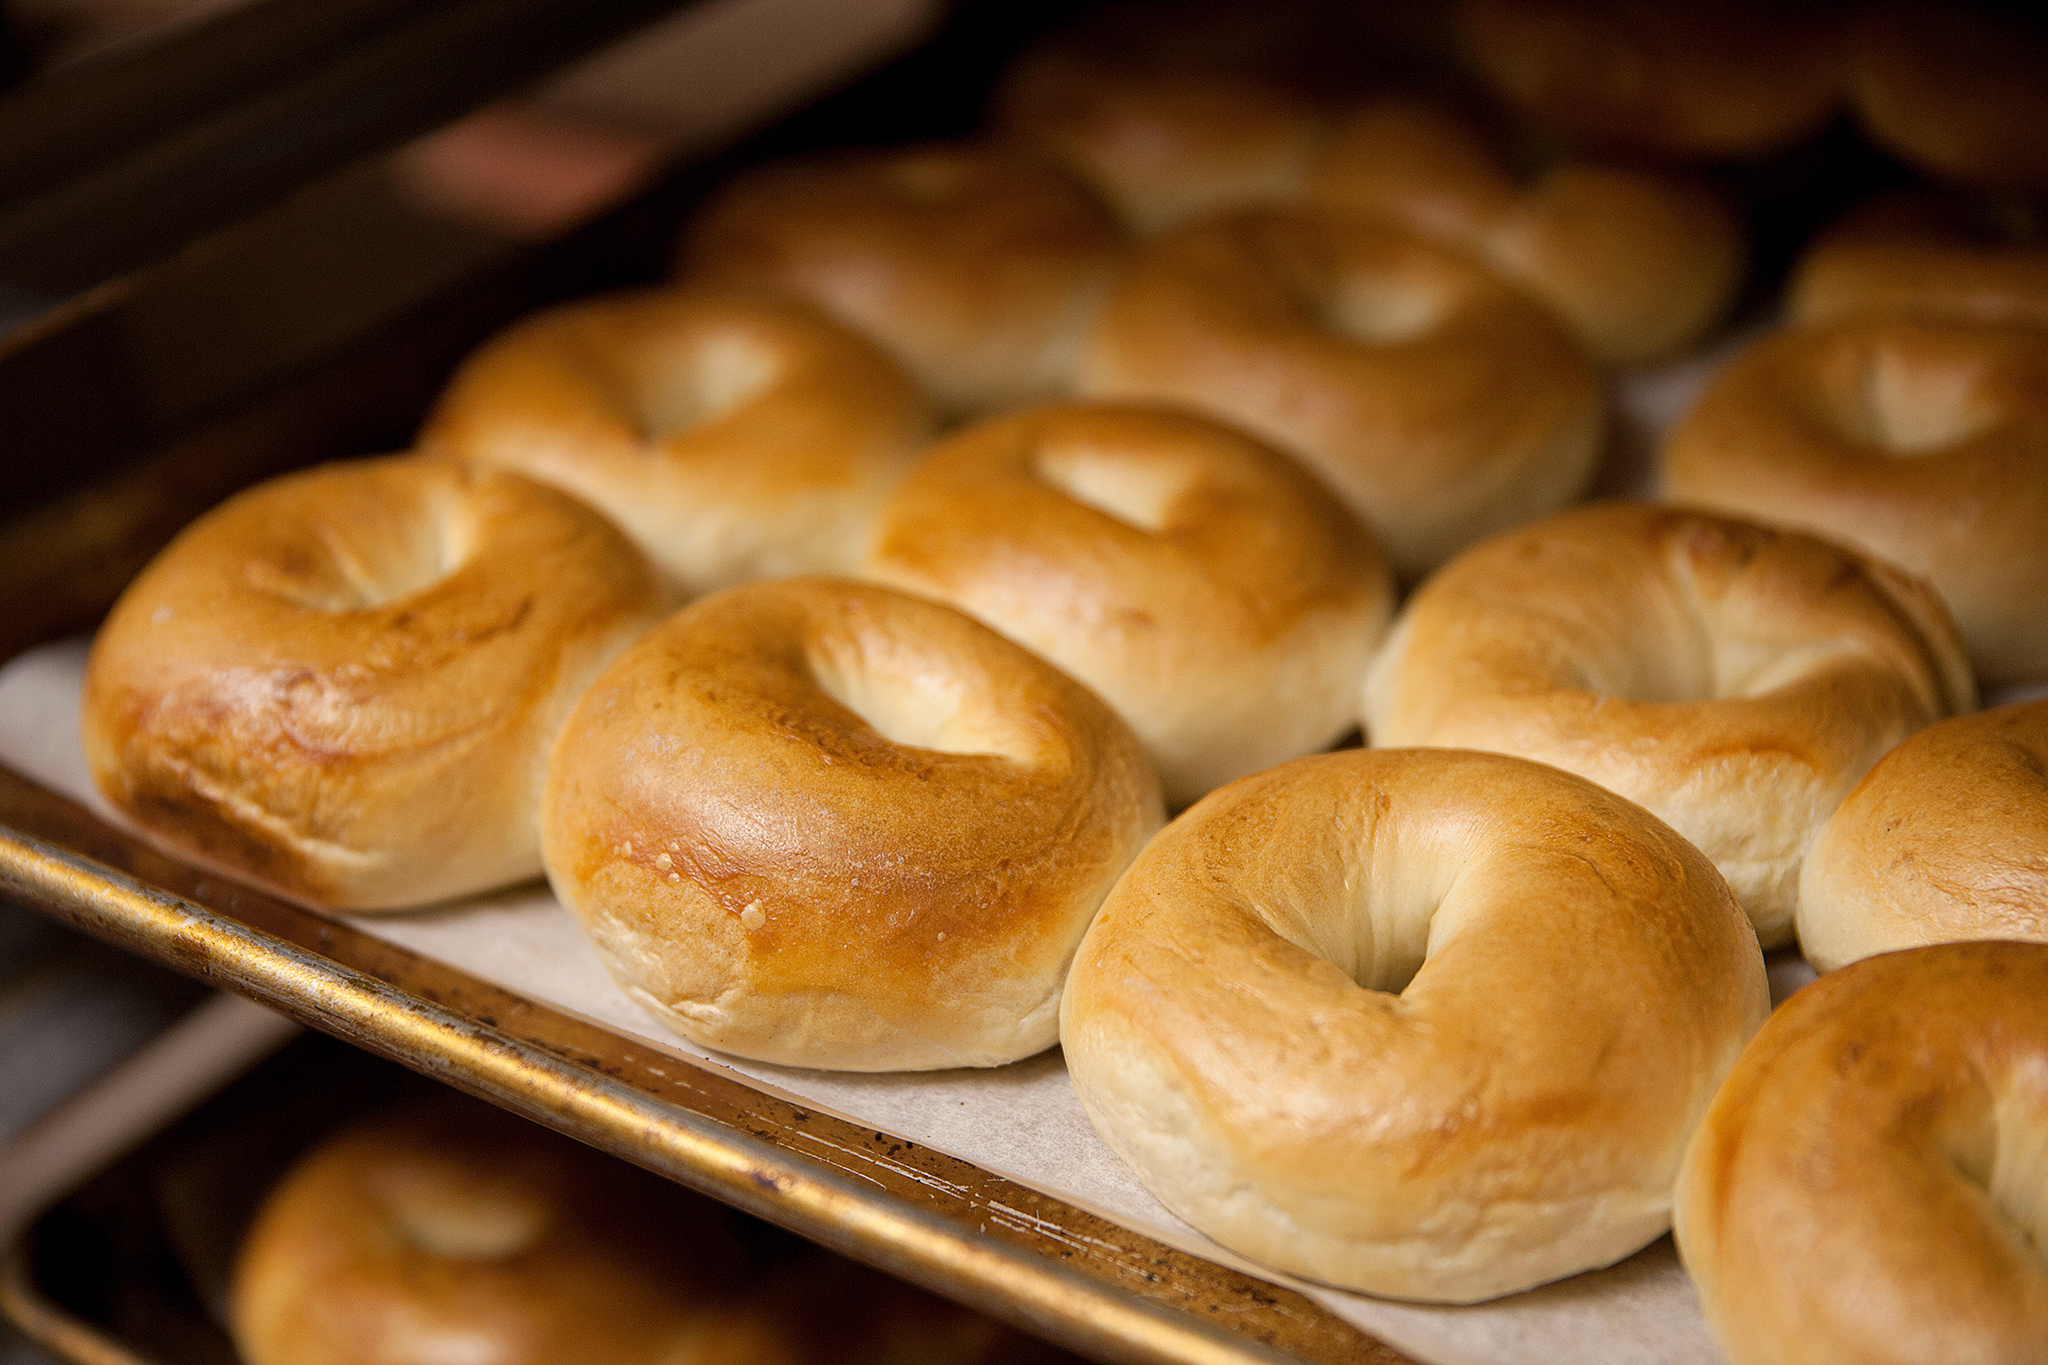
[[1457, 0, 1848, 160], [1305, 100, 1744, 365], [541, 578, 1163, 1071], [681, 141, 1124, 415], [1361, 502, 1976, 946], [1062, 747, 1768, 1303], [862, 402, 1393, 806], [1787, 191, 2048, 333], [1662, 317, 2048, 682], [994, 46, 1320, 237], [1079, 207, 1602, 577], [418, 288, 934, 597], [230, 1103, 776, 1365], [81, 456, 662, 911], [1850, 3, 2048, 193], [1798, 700, 2048, 972], [1676, 941, 2048, 1365]]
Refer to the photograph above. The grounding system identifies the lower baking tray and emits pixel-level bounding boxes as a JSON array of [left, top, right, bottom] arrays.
[[0, 1031, 1102, 1365]]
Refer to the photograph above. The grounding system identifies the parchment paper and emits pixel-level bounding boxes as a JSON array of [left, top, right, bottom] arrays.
[[10, 349, 2043, 1365]]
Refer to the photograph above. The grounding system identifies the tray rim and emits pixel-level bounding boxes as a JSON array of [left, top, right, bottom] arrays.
[[0, 761, 1410, 1365], [2, 1241, 151, 1365]]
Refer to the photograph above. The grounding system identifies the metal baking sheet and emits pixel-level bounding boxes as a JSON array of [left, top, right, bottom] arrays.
[[0, 757, 1399, 1365]]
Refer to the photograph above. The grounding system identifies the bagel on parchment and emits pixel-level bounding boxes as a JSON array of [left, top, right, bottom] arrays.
[[1062, 747, 1768, 1303], [1457, 0, 1847, 161], [1676, 941, 2048, 1365], [418, 288, 934, 597], [82, 456, 663, 911], [1798, 700, 2048, 972], [682, 141, 1124, 415], [994, 45, 1320, 237], [1849, 3, 2048, 194], [1079, 206, 1603, 577], [1305, 100, 1743, 364], [1788, 191, 2048, 333], [1662, 316, 2048, 682], [1361, 502, 1976, 946], [541, 578, 1163, 1071], [862, 402, 1393, 807]]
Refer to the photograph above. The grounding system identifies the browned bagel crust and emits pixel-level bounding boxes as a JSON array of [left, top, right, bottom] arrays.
[[1457, 0, 1848, 160], [1662, 317, 2048, 682], [1361, 502, 1975, 946], [1079, 207, 1602, 577], [994, 48, 1320, 237], [230, 1104, 781, 1365], [1306, 100, 1744, 365], [1798, 700, 2048, 972], [81, 456, 663, 911], [1676, 942, 2048, 1365], [681, 142, 1124, 416], [418, 288, 934, 597], [862, 403, 1392, 806], [541, 578, 1164, 1070], [1063, 748, 1767, 1302], [1850, 3, 2048, 193], [1788, 192, 2048, 333]]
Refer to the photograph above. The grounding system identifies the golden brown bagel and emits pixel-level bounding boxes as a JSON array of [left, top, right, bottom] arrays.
[[82, 456, 662, 912], [1078, 207, 1602, 577], [1361, 502, 1976, 946], [681, 142, 1124, 415], [1798, 701, 2048, 972], [542, 578, 1163, 1070], [1457, 0, 1847, 160], [231, 1103, 779, 1365], [235, 1102, 1086, 1365], [1788, 191, 2048, 332], [1062, 747, 1768, 1302], [418, 289, 934, 597], [1676, 942, 2048, 1365], [1662, 317, 2048, 682], [862, 403, 1392, 806], [1850, 3, 2048, 193], [994, 47, 1320, 237], [1305, 100, 1744, 364]]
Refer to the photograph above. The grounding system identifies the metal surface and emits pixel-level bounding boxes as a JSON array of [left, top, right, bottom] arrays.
[[2, 1249, 151, 1365], [0, 0, 694, 308], [0, 766, 1406, 1365]]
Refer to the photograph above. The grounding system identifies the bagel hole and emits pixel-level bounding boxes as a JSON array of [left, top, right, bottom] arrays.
[[1818, 340, 2001, 455], [1032, 442, 1188, 533], [1663, 529, 1867, 702], [881, 149, 980, 206], [809, 640, 1030, 760], [1946, 1097, 2048, 1259], [368, 1165, 550, 1260], [249, 488, 473, 612], [632, 333, 780, 441], [1318, 270, 1456, 346]]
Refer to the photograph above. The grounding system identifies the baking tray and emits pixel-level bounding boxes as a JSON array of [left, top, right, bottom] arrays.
[[0, 1031, 1122, 1365], [0, 767, 1398, 1365]]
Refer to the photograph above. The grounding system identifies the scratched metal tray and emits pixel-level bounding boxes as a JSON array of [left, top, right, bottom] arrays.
[[0, 769, 1400, 1365], [0, 1031, 1123, 1365]]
